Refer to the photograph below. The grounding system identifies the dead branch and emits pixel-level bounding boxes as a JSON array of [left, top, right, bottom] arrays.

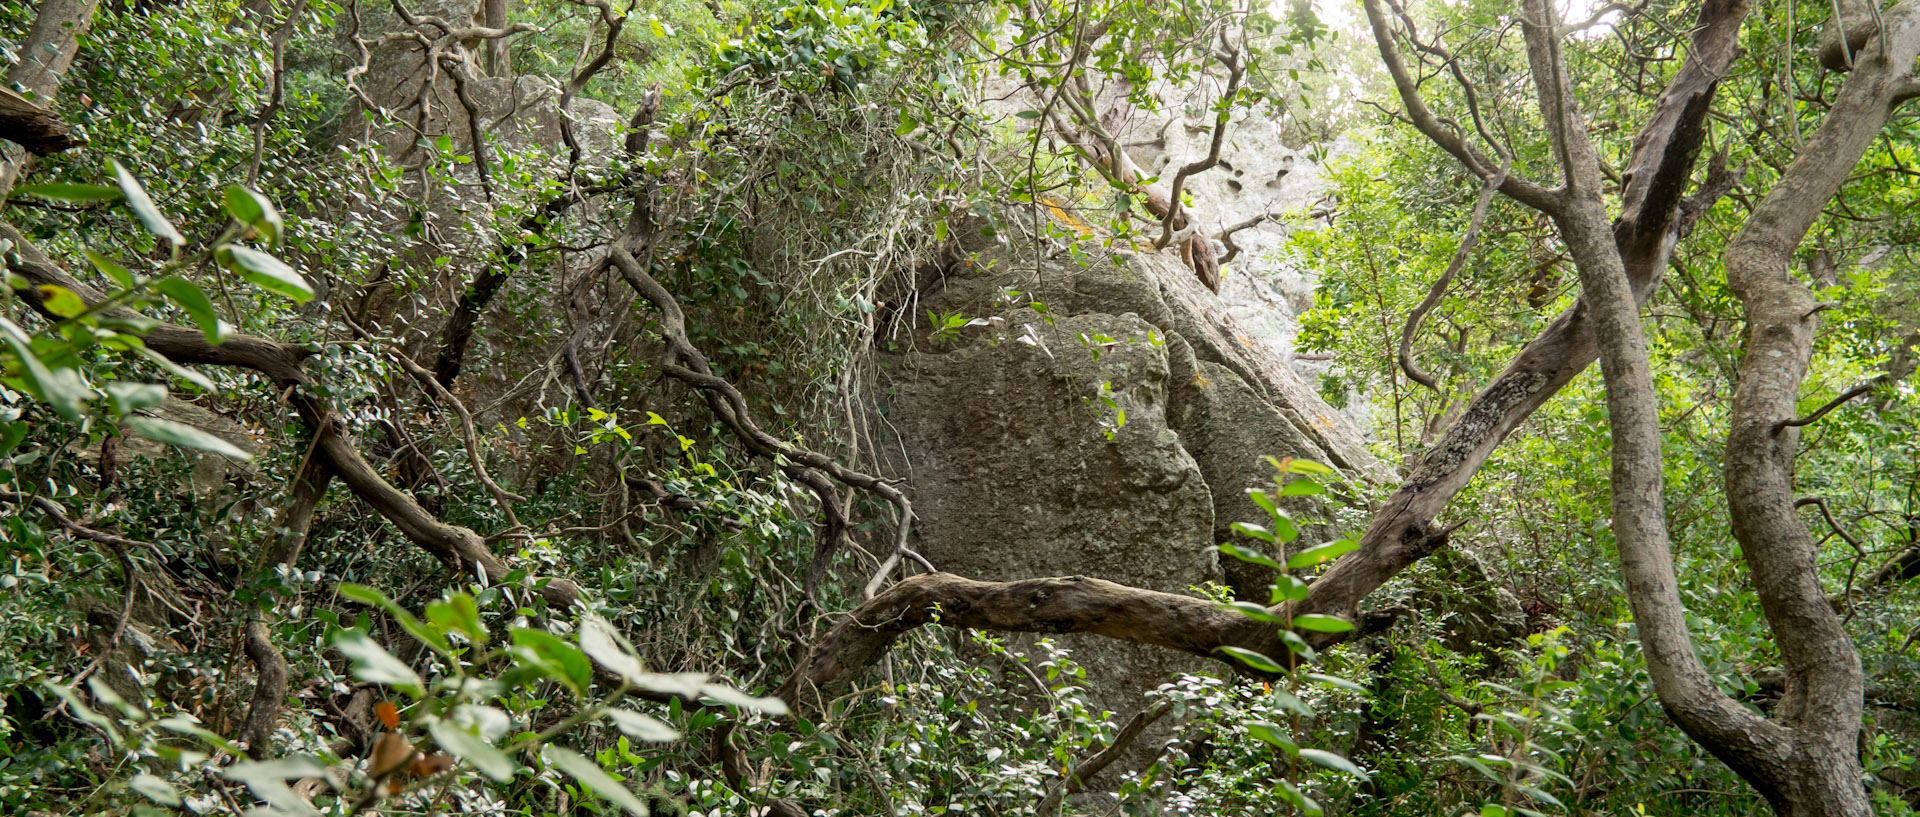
[[1152, 36, 1246, 252]]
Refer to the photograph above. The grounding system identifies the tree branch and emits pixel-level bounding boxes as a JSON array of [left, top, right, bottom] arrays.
[[1, 221, 579, 609], [1399, 162, 1509, 393]]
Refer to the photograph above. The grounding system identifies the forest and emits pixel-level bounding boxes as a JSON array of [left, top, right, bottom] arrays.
[[0, 0, 1917, 814]]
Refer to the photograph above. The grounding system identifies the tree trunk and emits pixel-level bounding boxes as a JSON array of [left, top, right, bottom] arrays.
[[0, 0, 99, 200]]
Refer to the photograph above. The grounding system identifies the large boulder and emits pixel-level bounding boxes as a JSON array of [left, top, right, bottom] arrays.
[[872, 226, 1381, 721]]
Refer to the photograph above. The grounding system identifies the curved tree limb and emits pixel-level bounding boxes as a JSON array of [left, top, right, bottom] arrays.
[[607, 243, 929, 596], [1298, 0, 1749, 639], [774, 572, 1281, 712], [240, 452, 333, 757], [431, 88, 660, 387], [1399, 162, 1510, 393], [1711, 0, 1920, 809], [1, 222, 580, 610], [1152, 36, 1245, 253]]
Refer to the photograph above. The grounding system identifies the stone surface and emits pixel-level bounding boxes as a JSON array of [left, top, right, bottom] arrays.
[[872, 228, 1382, 725]]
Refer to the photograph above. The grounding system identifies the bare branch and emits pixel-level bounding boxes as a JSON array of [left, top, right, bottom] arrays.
[[1153, 37, 1246, 251], [1399, 162, 1510, 393]]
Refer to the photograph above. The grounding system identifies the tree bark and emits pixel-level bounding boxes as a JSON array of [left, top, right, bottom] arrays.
[[1716, 2, 1920, 811], [0, 88, 83, 156], [1304, 0, 1748, 632], [775, 573, 1280, 711], [240, 452, 333, 757], [0, 0, 100, 200], [1507, 0, 1920, 812]]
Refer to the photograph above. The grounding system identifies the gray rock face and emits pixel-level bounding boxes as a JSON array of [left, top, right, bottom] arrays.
[[873, 233, 1381, 719], [882, 308, 1216, 593]]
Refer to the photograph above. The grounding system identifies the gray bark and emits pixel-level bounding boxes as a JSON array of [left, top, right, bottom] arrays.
[[0, 0, 100, 200]]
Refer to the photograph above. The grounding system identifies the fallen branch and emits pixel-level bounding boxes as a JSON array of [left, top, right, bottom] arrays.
[[774, 573, 1282, 713]]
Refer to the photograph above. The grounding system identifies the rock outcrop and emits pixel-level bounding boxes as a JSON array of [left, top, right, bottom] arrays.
[[872, 225, 1381, 719]]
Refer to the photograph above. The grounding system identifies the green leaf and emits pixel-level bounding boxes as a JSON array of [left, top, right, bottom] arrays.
[[0, 421, 28, 456], [156, 715, 245, 754], [1270, 575, 1309, 603], [1270, 685, 1315, 717], [1228, 522, 1276, 544], [103, 382, 167, 416], [1279, 479, 1325, 497], [546, 746, 652, 816], [1290, 614, 1355, 633], [1516, 785, 1566, 809], [1276, 780, 1323, 817], [1245, 720, 1298, 754], [112, 161, 184, 247], [1298, 748, 1368, 781], [1014, 109, 1042, 119], [1280, 629, 1317, 658], [223, 185, 284, 246], [42, 682, 119, 745], [1270, 513, 1301, 544], [425, 593, 488, 645], [128, 773, 181, 806], [2, 317, 90, 421], [339, 583, 452, 656], [427, 719, 516, 782], [331, 629, 424, 695], [1247, 487, 1278, 517], [1221, 601, 1284, 622], [1218, 541, 1280, 569], [125, 415, 251, 460], [510, 628, 592, 694], [36, 284, 86, 318], [1275, 457, 1335, 476], [223, 757, 328, 817], [1286, 538, 1358, 570], [628, 671, 709, 698], [1216, 645, 1285, 673], [580, 615, 646, 683], [133, 346, 216, 391], [14, 182, 123, 203], [605, 709, 681, 742], [153, 278, 226, 344], [1304, 672, 1369, 695], [219, 245, 313, 303], [84, 250, 135, 289]]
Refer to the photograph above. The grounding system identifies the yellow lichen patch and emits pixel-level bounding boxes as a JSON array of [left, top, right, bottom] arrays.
[[1040, 196, 1097, 238]]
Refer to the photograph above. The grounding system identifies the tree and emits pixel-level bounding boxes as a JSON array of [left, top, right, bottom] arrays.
[[1, 0, 1915, 814]]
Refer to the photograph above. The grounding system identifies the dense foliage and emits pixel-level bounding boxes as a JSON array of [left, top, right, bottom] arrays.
[[0, 0, 1915, 815]]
